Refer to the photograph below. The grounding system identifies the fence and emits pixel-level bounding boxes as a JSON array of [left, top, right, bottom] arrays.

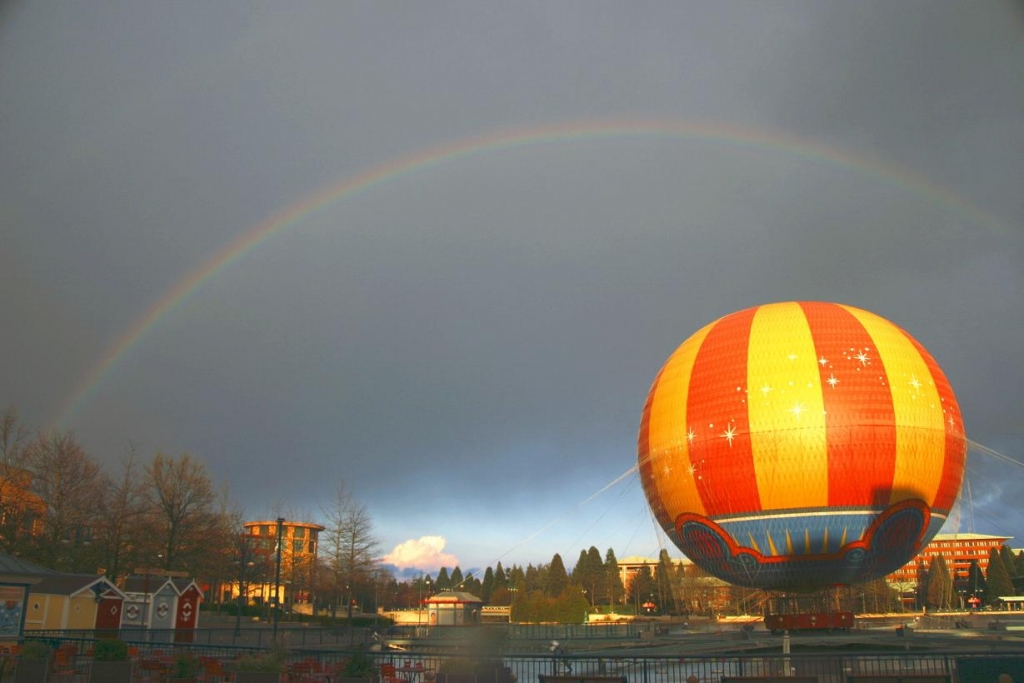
[[18, 628, 1024, 683]]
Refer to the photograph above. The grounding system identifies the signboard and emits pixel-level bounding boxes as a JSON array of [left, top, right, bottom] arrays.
[[0, 584, 28, 638]]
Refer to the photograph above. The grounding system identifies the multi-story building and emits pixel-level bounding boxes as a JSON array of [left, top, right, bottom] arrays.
[[0, 467, 46, 541], [887, 532, 1012, 604], [223, 519, 324, 609], [621, 533, 1015, 612]]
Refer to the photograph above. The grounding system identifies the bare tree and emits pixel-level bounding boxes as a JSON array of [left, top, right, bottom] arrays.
[[144, 452, 218, 573], [320, 481, 379, 618], [94, 443, 148, 581], [26, 429, 102, 570], [0, 406, 30, 465]]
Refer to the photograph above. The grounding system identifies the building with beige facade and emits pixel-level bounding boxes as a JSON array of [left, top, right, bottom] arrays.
[[221, 519, 324, 609]]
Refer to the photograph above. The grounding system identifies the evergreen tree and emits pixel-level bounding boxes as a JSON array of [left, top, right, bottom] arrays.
[[924, 554, 952, 610], [966, 559, 987, 602], [546, 554, 569, 596], [463, 573, 481, 595], [604, 548, 625, 607], [450, 566, 464, 589], [435, 567, 451, 591], [481, 566, 495, 603], [493, 562, 508, 590], [508, 565, 525, 600], [573, 546, 604, 606], [656, 549, 681, 614], [985, 547, 1015, 602], [1000, 546, 1018, 579], [628, 563, 657, 613], [524, 564, 540, 593], [556, 585, 591, 624], [574, 550, 588, 587]]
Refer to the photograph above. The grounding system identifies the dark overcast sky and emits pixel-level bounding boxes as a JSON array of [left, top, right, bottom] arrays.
[[2, 1, 1023, 575]]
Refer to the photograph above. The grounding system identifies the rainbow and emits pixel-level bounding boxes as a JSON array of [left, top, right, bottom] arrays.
[[50, 119, 1013, 429]]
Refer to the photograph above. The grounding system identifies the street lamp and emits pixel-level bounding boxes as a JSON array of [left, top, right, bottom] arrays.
[[373, 571, 379, 628], [234, 561, 255, 637], [418, 576, 432, 628], [272, 517, 284, 641]]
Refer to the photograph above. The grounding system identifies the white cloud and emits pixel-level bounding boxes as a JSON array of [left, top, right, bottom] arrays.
[[382, 536, 460, 571]]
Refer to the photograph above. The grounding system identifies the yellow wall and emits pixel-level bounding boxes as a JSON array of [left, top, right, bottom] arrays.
[[66, 596, 96, 629], [25, 594, 98, 630]]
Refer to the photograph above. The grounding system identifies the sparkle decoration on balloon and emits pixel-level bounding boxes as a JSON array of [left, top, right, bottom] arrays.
[[638, 301, 966, 590]]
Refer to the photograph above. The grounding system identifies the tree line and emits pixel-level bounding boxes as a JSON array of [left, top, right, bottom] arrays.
[[5, 403, 1022, 622], [917, 547, 1024, 611], [0, 405, 380, 615]]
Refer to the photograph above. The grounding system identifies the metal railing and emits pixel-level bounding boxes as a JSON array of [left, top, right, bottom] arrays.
[[18, 628, 1024, 683]]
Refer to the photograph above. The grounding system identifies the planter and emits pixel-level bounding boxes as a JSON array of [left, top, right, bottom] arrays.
[[89, 660, 133, 683], [14, 658, 49, 683]]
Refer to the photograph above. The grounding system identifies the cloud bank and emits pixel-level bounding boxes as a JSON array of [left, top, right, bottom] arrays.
[[382, 536, 460, 573]]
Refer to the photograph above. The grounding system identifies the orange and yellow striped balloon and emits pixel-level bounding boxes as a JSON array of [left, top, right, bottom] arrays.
[[638, 301, 966, 589]]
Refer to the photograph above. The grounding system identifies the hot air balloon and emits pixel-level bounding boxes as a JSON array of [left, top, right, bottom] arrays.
[[638, 301, 966, 590]]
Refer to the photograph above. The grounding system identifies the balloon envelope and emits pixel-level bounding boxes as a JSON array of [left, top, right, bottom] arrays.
[[638, 302, 966, 589]]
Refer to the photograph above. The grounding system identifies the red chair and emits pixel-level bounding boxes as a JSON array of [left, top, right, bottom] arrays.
[[381, 663, 405, 683], [200, 657, 230, 682], [50, 645, 86, 683], [136, 657, 171, 683]]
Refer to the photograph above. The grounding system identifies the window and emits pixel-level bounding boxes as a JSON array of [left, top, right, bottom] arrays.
[[293, 540, 304, 553], [294, 527, 306, 539]]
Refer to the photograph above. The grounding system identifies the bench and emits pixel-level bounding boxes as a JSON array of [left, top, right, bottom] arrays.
[[721, 678, 818, 683]]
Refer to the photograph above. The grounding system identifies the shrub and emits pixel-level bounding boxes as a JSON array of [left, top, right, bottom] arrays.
[[340, 647, 379, 678], [236, 645, 286, 673], [93, 638, 129, 661], [173, 651, 201, 677], [18, 640, 52, 660]]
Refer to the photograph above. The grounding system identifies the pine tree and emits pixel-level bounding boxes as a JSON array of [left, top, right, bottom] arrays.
[[481, 567, 495, 603], [435, 567, 451, 591], [450, 566, 464, 590], [925, 555, 952, 610], [629, 563, 657, 613], [966, 559, 986, 602], [546, 554, 569, 596], [508, 565, 525, 596], [524, 563, 541, 593], [985, 547, 1015, 602], [656, 549, 681, 614], [1000, 546, 1018, 579], [493, 562, 508, 590], [604, 548, 625, 607], [572, 546, 604, 606]]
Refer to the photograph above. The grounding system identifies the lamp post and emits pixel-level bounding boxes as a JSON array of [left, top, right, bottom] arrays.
[[373, 571, 379, 628], [272, 517, 284, 641], [418, 576, 424, 627], [417, 575, 432, 629], [234, 561, 255, 638], [347, 582, 354, 622]]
